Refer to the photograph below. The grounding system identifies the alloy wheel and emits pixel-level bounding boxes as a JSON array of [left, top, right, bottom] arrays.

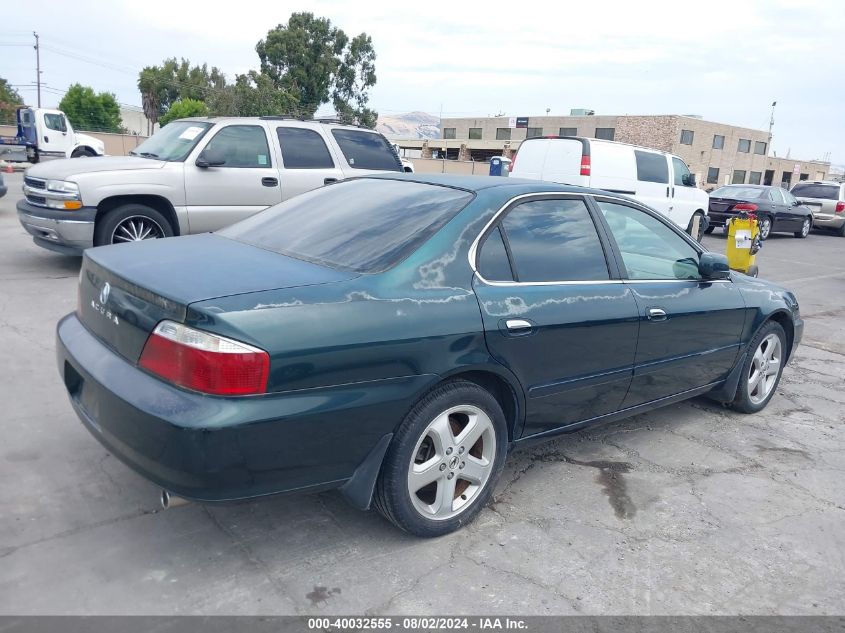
[[748, 333, 782, 405], [407, 405, 496, 521], [759, 217, 771, 239], [110, 216, 165, 244], [800, 218, 810, 237]]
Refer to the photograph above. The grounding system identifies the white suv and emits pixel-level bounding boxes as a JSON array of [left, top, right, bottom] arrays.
[[17, 117, 403, 254]]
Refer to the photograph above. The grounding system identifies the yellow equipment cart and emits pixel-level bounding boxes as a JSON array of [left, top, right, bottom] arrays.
[[725, 211, 762, 277]]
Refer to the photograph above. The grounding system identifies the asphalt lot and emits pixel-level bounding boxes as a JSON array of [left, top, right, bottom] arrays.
[[1, 169, 844, 615]]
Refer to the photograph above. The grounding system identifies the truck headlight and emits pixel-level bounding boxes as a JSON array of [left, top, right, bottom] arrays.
[[44, 180, 83, 209], [46, 180, 79, 195]]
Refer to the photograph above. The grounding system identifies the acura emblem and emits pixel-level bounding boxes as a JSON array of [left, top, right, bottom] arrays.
[[99, 282, 111, 305]]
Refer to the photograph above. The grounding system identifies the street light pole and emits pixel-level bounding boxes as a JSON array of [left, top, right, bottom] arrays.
[[33, 31, 42, 107], [767, 101, 776, 156]]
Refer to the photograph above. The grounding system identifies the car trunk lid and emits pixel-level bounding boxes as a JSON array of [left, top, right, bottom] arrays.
[[77, 233, 357, 363]]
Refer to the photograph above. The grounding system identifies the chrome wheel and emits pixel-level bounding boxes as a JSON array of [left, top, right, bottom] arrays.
[[759, 217, 772, 239], [748, 333, 782, 405], [407, 405, 496, 521], [110, 216, 165, 244], [800, 218, 810, 237]]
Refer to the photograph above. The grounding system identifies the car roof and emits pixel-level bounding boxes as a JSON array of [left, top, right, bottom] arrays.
[[793, 180, 841, 186], [361, 172, 627, 197], [179, 117, 377, 132]]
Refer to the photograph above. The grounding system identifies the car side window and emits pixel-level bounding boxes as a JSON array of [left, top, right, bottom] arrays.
[[769, 188, 785, 204], [782, 190, 798, 206], [330, 129, 401, 171], [672, 157, 691, 186], [477, 226, 514, 281], [277, 127, 335, 169], [598, 200, 701, 281], [497, 198, 609, 282], [635, 150, 669, 184], [44, 113, 67, 132], [203, 125, 271, 168]]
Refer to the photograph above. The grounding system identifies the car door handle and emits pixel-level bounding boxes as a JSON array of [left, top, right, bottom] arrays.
[[505, 319, 533, 331], [324, 177, 338, 185], [647, 308, 667, 321], [261, 177, 279, 187]]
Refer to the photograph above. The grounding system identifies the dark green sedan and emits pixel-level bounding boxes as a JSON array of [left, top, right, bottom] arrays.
[[57, 175, 803, 536]]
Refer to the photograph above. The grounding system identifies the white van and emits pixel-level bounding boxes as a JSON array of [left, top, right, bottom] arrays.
[[510, 137, 709, 236]]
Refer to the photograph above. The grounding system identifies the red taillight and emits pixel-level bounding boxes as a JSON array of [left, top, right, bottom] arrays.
[[580, 154, 591, 176], [836, 201, 845, 213], [139, 321, 269, 396], [734, 203, 758, 212]]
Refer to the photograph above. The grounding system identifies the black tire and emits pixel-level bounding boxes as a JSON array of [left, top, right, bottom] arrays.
[[837, 223, 845, 238], [71, 147, 96, 158], [747, 265, 759, 278], [686, 212, 705, 241], [794, 217, 811, 239], [94, 203, 174, 246], [731, 321, 786, 414], [373, 380, 508, 537], [704, 225, 716, 234], [757, 215, 772, 240]]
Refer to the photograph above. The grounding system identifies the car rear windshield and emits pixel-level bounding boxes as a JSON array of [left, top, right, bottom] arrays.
[[219, 179, 474, 273], [331, 129, 402, 171], [710, 186, 766, 200], [790, 183, 840, 200]]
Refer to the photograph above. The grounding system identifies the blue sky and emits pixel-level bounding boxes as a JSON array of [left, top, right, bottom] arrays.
[[1, 0, 842, 164]]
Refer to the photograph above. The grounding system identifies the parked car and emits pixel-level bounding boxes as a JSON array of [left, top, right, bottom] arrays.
[[0, 107, 105, 163], [706, 184, 814, 239], [510, 136, 710, 239], [0, 171, 6, 199], [57, 175, 803, 537], [790, 180, 845, 237], [17, 117, 403, 255], [390, 142, 415, 173]]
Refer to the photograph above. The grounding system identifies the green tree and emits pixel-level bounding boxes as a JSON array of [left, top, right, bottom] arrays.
[[138, 58, 226, 128], [207, 71, 297, 117], [0, 77, 24, 124], [58, 84, 123, 132], [256, 13, 377, 123], [159, 98, 209, 126]]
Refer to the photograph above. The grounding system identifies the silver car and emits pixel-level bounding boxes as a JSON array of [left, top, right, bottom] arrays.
[[17, 117, 403, 255], [791, 180, 845, 237]]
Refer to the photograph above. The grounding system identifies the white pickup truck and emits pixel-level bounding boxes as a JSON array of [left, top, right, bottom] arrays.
[[0, 107, 105, 163], [18, 116, 403, 255]]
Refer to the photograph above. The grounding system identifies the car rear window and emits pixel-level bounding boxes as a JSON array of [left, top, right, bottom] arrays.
[[710, 186, 766, 200], [331, 129, 402, 171], [790, 183, 840, 200], [219, 179, 474, 273]]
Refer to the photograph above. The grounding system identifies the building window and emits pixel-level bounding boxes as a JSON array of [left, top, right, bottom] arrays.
[[595, 127, 615, 140], [526, 127, 543, 138], [443, 128, 456, 139], [713, 135, 725, 150], [559, 127, 577, 137], [754, 141, 767, 155], [496, 128, 511, 140], [707, 167, 720, 184], [737, 139, 751, 153], [749, 171, 762, 185], [680, 129, 694, 145], [732, 170, 747, 184], [468, 128, 482, 140]]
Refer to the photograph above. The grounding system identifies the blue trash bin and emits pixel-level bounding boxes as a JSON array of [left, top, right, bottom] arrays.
[[489, 156, 511, 177]]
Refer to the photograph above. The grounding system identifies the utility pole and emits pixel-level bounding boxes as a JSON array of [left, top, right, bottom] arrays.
[[33, 31, 42, 107], [767, 101, 776, 156]]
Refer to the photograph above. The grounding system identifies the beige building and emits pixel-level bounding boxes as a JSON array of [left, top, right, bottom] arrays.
[[435, 114, 829, 189]]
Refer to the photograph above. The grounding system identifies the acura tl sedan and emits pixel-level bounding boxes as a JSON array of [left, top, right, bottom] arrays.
[[57, 175, 803, 536]]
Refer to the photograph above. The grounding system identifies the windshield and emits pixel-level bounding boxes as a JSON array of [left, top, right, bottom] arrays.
[[791, 183, 840, 200], [219, 179, 474, 273], [131, 120, 213, 161], [711, 186, 766, 201]]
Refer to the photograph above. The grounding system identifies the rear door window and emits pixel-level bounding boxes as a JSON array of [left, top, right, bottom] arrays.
[[477, 226, 514, 281], [331, 129, 402, 171], [635, 150, 669, 184], [277, 127, 335, 169]]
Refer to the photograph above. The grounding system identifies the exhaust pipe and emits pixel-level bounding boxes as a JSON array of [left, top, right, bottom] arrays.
[[160, 489, 190, 510]]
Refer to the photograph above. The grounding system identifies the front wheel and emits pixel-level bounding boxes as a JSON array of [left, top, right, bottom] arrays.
[[71, 148, 96, 158], [94, 204, 174, 246], [758, 215, 772, 240], [794, 217, 811, 238], [731, 321, 786, 413], [373, 380, 507, 537]]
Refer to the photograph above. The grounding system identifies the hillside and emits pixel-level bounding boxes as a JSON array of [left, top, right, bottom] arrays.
[[377, 111, 440, 139]]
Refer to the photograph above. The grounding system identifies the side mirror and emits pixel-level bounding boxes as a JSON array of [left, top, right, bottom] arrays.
[[196, 148, 226, 168], [682, 173, 696, 187], [699, 252, 731, 280]]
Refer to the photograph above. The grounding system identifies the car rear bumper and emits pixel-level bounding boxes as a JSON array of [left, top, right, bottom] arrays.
[[707, 211, 735, 227], [56, 313, 433, 502], [17, 199, 96, 255], [810, 213, 845, 229]]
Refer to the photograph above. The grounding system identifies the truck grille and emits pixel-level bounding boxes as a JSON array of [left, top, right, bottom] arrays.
[[26, 194, 47, 205], [24, 177, 46, 190]]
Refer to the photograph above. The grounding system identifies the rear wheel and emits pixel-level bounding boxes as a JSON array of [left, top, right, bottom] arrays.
[[794, 217, 811, 238], [731, 321, 786, 413], [757, 215, 772, 240], [837, 223, 845, 237], [94, 203, 174, 246], [704, 225, 716, 234], [373, 380, 507, 537], [686, 212, 706, 241], [71, 147, 96, 158]]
